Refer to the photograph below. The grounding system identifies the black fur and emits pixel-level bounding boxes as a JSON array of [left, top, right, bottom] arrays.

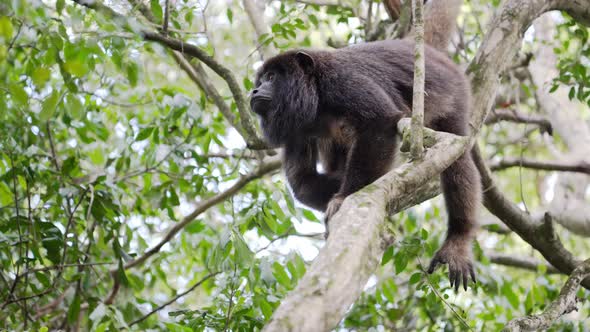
[[250, 39, 481, 290]]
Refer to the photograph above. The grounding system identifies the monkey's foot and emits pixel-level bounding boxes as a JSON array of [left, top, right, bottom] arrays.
[[323, 195, 345, 238], [427, 237, 476, 292]]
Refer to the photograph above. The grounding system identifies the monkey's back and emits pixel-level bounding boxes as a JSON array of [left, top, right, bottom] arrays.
[[323, 39, 471, 129]]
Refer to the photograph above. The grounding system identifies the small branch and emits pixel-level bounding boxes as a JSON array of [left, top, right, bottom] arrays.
[[162, 0, 170, 35], [473, 147, 590, 290], [72, 0, 266, 149], [140, 31, 265, 149], [129, 272, 219, 326], [16, 262, 112, 278], [488, 253, 559, 274], [171, 53, 247, 140], [489, 158, 590, 175], [122, 157, 281, 270], [410, 0, 425, 159], [503, 258, 590, 332], [294, 0, 346, 6], [485, 109, 553, 134], [242, 0, 275, 59]]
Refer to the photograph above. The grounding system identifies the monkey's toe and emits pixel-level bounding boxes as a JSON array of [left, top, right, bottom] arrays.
[[428, 239, 476, 292], [324, 195, 345, 222]]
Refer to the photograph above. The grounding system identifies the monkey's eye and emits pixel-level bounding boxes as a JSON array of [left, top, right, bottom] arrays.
[[267, 73, 275, 82]]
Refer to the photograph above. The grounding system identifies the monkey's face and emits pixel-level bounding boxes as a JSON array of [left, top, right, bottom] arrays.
[[250, 71, 275, 118], [250, 51, 319, 146]]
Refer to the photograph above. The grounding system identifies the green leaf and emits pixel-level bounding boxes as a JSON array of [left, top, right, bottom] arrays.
[[32, 67, 51, 88], [9, 83, 28, 106], [227, 8, 233, 24], [272, 262, 292, 289], [64, 59, 88, 77], [126, 63, 138, 86], [409, 272, 422, 284], [501, 282, 520, 309], [394, 252, 408, 274], [164, 323, 192, 332], [233, 231, 253, 266], [136, 127, 154, 141], [40, 90, 60, 121], [151, 0, 163, 21], [381, 246, 394, 266], [259, 299, 273, 320], [67, 292, 81, 324], [308, 14, 319, 27], [56, 0, 65, 14], [0, 16, 13, 40], [0, 182, 13, 205], [65, 93, 84, 119]]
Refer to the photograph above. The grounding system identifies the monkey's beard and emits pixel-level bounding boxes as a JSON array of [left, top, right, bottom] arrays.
[[260, 105, 318, 147], [260, 115, 289, 147]]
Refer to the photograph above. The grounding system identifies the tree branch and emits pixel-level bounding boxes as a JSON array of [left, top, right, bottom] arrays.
[[129, 272, 219, 326], [410, 0, 425, 159], [263, 120, 469, 331], [488, 252, 559, 274], [264, 0, 590, 329], [140, 31, 265, 148], [489, 158, 590, 174], [485, 109, 552, 134], [72, 0, 267, 149], [123, 157, 281, 270], [504, 259, 590, 332], [242, 0, 275, 59], [474, 147, 590, 289]]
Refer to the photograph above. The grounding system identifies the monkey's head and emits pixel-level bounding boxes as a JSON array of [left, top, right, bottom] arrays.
[[250, 51, 319, 146]]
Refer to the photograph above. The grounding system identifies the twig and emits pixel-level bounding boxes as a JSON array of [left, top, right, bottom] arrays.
[[485, 109, 552, 134], [17, 262, 113, 278], [122, 157, 281, 270], [418, 259, 473, 331], [162, 0, 170, 35], [488, 253, 559, 274], [71, 0, 266, 149], [128, 272, 219, 326], [489, 158, 590, 174]]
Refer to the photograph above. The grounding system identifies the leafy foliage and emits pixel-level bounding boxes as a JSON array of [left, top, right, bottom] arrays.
[[0, 0, 588, 331]]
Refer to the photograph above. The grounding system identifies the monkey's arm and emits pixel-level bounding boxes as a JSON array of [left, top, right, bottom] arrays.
[[284, 138, 342, 211], [324, 85, 402, 221]]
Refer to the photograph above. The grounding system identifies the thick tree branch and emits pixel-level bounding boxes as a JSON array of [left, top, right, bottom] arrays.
[[265, 0, 590, 329], [473, 147, 590, 289], [490, 158, 590, 174], [264, 120, 469, 332], [529, 14, 590, 237], [504, 259, 590, 332]]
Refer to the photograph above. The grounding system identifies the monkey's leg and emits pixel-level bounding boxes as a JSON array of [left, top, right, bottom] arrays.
[[324, 120, 398, 222], [428, 151, 481, 291]]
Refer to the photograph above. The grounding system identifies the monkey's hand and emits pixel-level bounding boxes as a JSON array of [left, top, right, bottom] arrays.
[[427, 236, 476, 292], [324, 195, 345, 238]]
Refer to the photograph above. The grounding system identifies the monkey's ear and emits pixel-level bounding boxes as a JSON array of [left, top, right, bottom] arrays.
[[295, 51, 315, 73]]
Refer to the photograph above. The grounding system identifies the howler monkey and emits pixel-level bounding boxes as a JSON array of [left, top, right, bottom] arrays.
[[250, 39, 480, 291]]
